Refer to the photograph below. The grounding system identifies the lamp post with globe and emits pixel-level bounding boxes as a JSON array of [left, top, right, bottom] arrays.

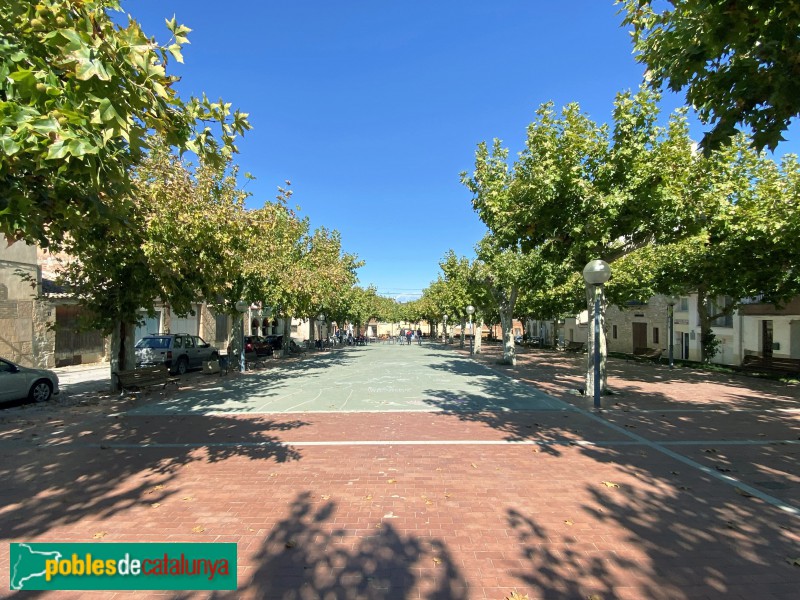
[[582, 260, 611, 409], [466, 305, 475, 355]]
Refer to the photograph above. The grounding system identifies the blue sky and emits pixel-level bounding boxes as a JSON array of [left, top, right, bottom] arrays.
[[129, 1, 798, 302]]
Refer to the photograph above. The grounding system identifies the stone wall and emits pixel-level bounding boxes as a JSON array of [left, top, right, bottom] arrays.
[[32, 299, 56, 368]]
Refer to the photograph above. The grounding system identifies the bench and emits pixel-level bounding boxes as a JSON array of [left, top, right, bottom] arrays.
[[741, 355, 800, 376], [564, 341, 586, 353], [245, 351, 270, 370], [633, 347, 663, 362], [117, 366, 179, 392]]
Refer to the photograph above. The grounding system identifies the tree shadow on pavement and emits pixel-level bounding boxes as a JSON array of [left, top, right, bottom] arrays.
[[505, 452, 800, 599], [0, 413, 306, 541], [171, 491, 469, 599]]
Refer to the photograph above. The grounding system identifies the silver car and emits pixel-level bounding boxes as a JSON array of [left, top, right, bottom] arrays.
[[0, 358, 60, 403], [135, 334, 219, 375]]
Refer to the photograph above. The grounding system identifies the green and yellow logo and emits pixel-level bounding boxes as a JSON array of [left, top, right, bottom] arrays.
[[9, 543, 236, 590]]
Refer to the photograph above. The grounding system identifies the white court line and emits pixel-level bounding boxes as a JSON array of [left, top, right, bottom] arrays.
[[253, 388, 305, 413], [71, 438, 800, 449], [282, 389, 323, 413], [458, 353, 800, 519], [339, 389, 353, 411], [606, 408, 800, 414], [579, 408, 800, 518]]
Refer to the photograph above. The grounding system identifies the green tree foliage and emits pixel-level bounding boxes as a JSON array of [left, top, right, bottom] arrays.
[[0, 0, 250, 246], [619, 0, 800, 152], [52, 137, 251, 377]]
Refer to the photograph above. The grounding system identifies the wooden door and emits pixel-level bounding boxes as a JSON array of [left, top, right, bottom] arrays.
[[632, 322, 648, 350]]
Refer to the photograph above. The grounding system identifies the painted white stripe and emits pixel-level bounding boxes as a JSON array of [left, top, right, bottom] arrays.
[[53, 439, 800, 449], [578, 408, 800, 518]]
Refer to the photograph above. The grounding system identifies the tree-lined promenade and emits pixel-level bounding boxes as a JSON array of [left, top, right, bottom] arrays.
[[2, 1, 800, 383]]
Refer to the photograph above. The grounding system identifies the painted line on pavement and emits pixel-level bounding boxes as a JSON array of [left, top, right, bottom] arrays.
[[49, 439, 800, 449], [578, 406, 800, 518], [464, 354, 800, 519]]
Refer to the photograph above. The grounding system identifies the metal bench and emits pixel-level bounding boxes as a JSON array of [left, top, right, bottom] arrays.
[[564, 341, 586, 353], [117, 366, 179, 392], [633, 347, 663, 362], [741, 355, 800, 376]]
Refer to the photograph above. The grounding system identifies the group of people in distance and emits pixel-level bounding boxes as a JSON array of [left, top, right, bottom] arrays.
[[398, 328, 423, 345]]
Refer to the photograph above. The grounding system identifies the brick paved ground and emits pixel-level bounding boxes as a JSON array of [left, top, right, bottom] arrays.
[[0, 343, 798, 599]]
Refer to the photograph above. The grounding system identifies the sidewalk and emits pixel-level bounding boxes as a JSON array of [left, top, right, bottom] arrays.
[[0, 344, 797, 599]]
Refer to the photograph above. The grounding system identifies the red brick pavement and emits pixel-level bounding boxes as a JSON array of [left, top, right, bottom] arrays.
[[0, 345, 798, 599]]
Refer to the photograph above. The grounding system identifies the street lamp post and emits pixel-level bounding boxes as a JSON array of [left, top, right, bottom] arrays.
[[582, 260, 612, 409], [466, 305, 475, 355], [234, 300, 249, 372], [666, 296, 678, 369]]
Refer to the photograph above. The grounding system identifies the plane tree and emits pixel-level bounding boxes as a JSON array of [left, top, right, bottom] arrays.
[[51, 138, 252, 382], [619, 0, 800, 153], [0, 0, 249, 247], [463, 87, 700, 389]]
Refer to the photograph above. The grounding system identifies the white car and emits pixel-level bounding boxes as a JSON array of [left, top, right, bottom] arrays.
[[0, 358, 60, 403]]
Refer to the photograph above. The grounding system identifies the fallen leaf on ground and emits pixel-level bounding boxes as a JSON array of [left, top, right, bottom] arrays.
[[735, 487, 755, 498], [785, 557, 800, 567], [471, 463, 478, 469], [506, 592, 529, 600], [285, 539, 297, 549], [601, 481, 620, 488], [150, 502, 161, 509], [703, 448, 718, 453], [147, 485, 164, 494], [364, 494, 373, 500], [725, 521, 737, 529], [182, 496, 194, 501], [320, 495, 331, 500], [191, 526, 205, 533], [93, 532, 107, 539], [444, 493, 452, 498], [670, 471, 679, 475], [715, 465, 732, 472], [387, 479, 396, 484], [564, 520, 574, 526], [432, 557, 442, 565], [679, 486, 692, 491], [532, 448, 539, 453]]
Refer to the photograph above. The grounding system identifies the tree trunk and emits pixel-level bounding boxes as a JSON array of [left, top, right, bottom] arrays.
[[309, 315, 316, 348], [499, 307, 516, 365], [110, 320, 135, 391], [474, 317, 484, 354], [460, 318, 466, 348], [283, 316, 291, 353], [584, 284, 609, 395]]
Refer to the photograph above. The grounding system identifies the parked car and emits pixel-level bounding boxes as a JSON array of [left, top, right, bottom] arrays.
[[0, 357, 59, 403], [264, 335, 303, 354], [135, 334, 219, 375], [263, 335, 284, 353], [245, 336, 273, 357]]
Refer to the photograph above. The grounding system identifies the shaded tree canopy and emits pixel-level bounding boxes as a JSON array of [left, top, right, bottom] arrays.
[[620, 0, 800, 152]]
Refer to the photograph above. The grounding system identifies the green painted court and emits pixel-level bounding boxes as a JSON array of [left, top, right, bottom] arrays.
[[126, 343, 568, 415]]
